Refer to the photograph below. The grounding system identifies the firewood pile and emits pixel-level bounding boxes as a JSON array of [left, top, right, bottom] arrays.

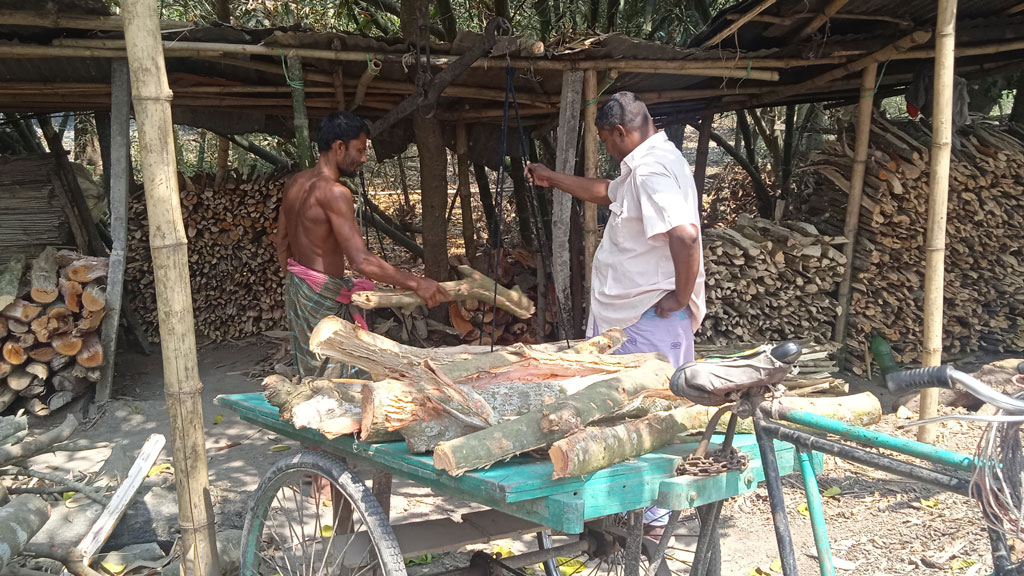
[[265, 316, 880, 478], [0, 248, 109, 416], [792, 118, 1024, 373], [700, 215, 846, 347], [125, 171, 289, 341]]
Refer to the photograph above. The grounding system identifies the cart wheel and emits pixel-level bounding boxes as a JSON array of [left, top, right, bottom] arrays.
[[240, 450, 407, 576], [638, 511, 720, 576]]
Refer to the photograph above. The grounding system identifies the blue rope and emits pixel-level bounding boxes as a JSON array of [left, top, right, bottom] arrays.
[[280, 52, 305, 90], [864, 60, 891, 99]]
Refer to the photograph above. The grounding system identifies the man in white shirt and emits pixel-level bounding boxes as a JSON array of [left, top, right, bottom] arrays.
[[526, 92, 705, 536], [526, 91, 705, 367]]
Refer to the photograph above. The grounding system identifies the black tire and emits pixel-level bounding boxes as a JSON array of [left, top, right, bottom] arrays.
[[240, 450, 407, 576]]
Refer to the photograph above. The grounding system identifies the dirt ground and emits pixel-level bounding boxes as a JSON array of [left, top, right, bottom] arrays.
[[23, 338, 1016, 575]]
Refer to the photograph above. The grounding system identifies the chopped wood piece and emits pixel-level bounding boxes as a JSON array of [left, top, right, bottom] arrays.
[[71, 363, 102, 383], [0, 300, 42, 323], [0, 256, 26, 311], [27, 347, 56, 363], [6, 369, 36, 391], [75, 333, 103, 368], [81, 283, 106, 312], [48, 391, 75, 411], [63, 256, 109, 283], [49, 354, 73, 372], [25, 398, 49, 416], [18, 384, 46, 399], [2, 342, 26, 366], [0, 319, 7, 339], [0, 386, 15, 412], [75, 309, 105, 334], [0, 362, 10, 380], [6, 321, 27, 335], [53, 369, 91, 395], [15, 333, 35, 349], [28, 247, 59, 304], [23, 362, 48, 382], [30, 316, 51, 343], [51, 333, 83, 357], [58, 279, 83, 313]]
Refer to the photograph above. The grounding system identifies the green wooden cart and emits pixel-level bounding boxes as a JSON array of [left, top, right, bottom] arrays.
[[217, 392, 816, 576]]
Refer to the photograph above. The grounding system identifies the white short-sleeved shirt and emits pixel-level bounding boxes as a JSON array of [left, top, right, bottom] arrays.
[[589, 131, 706, 333]]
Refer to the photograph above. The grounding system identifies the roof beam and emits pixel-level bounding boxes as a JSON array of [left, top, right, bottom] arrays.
[[0, 9, 188, 31], [795, 0, 852, 41], [701, 0, 778, 48]]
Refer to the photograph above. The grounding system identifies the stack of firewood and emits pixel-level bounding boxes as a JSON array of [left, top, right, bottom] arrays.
[[126, 171, 289, 341], [792, 118, 1024, 373], [266, 316, 881, 479], [700, 215, 846, 346], [0, 248, 108, 416]]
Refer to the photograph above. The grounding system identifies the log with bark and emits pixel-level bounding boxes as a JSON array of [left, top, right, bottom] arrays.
[[28, 247, 58, 304], [432, 358, 675, 475], [350, 265, 536, 319], [549, 392, 882, 478], [0, 495, 50, 571], [0, 257, 25, 311], [1, 300, 42, 324], [81, 283, 106, 312]]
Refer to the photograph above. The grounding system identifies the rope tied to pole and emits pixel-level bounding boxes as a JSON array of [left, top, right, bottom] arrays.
[[279, 51, 304, 90]]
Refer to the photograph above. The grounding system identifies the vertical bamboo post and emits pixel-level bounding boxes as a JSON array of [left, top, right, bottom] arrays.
[[332, 39, 346, 111], [832, 64, 878, 358], [693, 115, 713, 211], [287, 51, 314, 169], [214, 137, 229, 188], [121, 0, 221, 573], [582, 69, 599, 328], [918, 0, 958, 444], [455, 122, 477, 259]]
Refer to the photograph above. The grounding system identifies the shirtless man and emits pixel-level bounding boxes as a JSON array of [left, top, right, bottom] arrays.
[[276, 111, 449, 378]]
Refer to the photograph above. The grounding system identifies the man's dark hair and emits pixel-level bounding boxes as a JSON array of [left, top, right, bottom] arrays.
[[317, 111, 369, 152], [595, 92, 651, 131]]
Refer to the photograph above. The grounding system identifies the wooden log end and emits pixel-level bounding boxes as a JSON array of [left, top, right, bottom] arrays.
[[432, 443, 459, 475]]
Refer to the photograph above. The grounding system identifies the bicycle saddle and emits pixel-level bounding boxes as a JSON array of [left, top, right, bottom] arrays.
[[669, 342, 802, 406]]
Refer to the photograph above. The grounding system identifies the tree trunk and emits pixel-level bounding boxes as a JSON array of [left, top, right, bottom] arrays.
[[436, 0, 458, 41], [122, 0, 221, 571], [402, 0, 449, 283], [214, 137, 230, 188], [494, 0, 510, 20], [473, 162, 499, 247], [534, 0, 552, 39], [455, 123, 477, 259], [549, 392, 882, 478], [508, 157, 537, 250], [215, 0, 230, 21], [1011, 74, 1024, 125], [780, 104, 796, 203], [287, 53, 314, 170], [736, 110, 758, 167], [432, 359, 674, 475], [73, 114, 102, 167], [0, 495, 49, 571]]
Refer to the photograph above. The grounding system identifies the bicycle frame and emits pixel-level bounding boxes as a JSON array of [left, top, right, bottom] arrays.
[[745, 394, 1019, 576]]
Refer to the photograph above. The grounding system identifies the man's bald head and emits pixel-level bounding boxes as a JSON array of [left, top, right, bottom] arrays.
[[595, 92, 652, 132]]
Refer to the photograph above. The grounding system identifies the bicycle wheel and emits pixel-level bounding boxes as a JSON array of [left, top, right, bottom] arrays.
[[640, 510, 720, 576], [240, 450, 407, 576]]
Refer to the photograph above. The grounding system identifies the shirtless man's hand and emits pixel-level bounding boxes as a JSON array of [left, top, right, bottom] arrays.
[[413, 277, 449, 307]]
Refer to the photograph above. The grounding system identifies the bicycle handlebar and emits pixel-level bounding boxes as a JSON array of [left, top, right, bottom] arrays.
[[887, 366, 1024, 414]]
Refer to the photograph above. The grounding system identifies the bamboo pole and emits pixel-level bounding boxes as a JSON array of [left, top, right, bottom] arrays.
[[121, 0, 220, 573], [693, 116, 713, 204], [350, 59, 382, 111], [832, 64, 878, 356], [918, 0, 958, 445], [0, 9, 189, 30], [582, 70, 599, 329], [701, 0, 778, 48], [455, 122, 476, 259], [287, 52, 314, 169], [795, 0, 852, 41]]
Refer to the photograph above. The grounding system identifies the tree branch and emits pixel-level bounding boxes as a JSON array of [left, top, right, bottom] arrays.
[[688, 122, 773, 218]]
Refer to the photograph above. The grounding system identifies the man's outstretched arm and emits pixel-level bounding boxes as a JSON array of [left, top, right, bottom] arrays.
[[525, 162, 613, 205], [323, 183, 449, 307]]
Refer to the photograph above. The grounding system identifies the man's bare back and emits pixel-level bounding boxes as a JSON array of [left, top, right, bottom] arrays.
[[278, 169, 353, 278]]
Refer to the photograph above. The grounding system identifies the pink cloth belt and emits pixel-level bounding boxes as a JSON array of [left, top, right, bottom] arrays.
[[287, 258, 375, 329]]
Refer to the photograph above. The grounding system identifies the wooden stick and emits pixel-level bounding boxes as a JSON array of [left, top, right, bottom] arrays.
[[0, 9, 188, 31], [582, 69, 599, 328], [918, 0, 957, 444], [349, 266, 536, 319], [832, 64, 878, 350], [0, 495, 50, 571], [0, 414, 77, 466], [795, 0, 852, 41], [701, 0, 778, 48], [455, 122, 476, 260], [122, 0, 221, 571], [350, 58, 382, 111]]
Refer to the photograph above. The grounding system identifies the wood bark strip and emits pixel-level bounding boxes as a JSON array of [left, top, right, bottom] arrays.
[[433, 359, 674, 476], [549, 392, 882, 478], [28, 247, 58, 304], [349, 266, 536, 320]]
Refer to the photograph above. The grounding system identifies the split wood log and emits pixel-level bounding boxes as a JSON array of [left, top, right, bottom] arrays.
[[71, 363, 102, 383], [350, 266, 536, 319], [5, 369, 36, 392], [53, 370, 91, 396], [58, 279, 82, 313], [52, 333, 83, 357], [0, 362, 10, 379], [61, 255, 109, 283], [549, 392, 882, 478], [75, 309, 105, 333], [2, 343, 26, 366], [433, 359, 674, 475], [47, 391, 74, 412], [1, 300, 42, 323], [6, 321, 26, 335], [75, 333, 103, 368], [28, 247, 58, 304], [49, 354, 73, 372], [0, 495, 50, 571], [360, 379, 446, 442], [15, 334, 35, 349], [23, 362, 48, 382], [24, 399, 49, 416], [30, 316, 52, 343], [0, 319, 6, 339], [19, 384, 46, 399], [262, 374, 361, 418], [451, 351, 663, 389], [0, 387, 15, 413], [81, 283, 106, 312], [0, 257, 26, 311], [27, 347, 56, 363]]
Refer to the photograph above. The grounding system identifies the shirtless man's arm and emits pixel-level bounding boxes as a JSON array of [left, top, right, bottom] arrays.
[[275, 205, 291, 272], [324, 182, 449, 307]]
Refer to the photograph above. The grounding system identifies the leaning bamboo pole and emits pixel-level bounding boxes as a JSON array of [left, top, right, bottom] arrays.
[[795, 0, 852, 41], [121, 0, 220, 573], [832, 64, 878, 352], [582, 70, 599, 322], [701, 0, 778, 48], [918, 0, 958, 444]]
